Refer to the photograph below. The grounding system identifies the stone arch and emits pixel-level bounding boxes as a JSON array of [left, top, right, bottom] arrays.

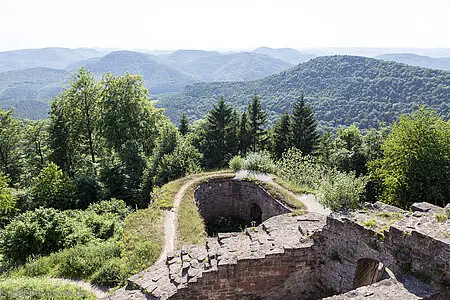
[[250, 203, 262, 224], [353, 258, 385, 289]]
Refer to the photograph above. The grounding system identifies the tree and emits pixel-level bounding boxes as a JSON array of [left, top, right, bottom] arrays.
[[247, 95, 267, 151], [203, 98, 234, 168], [31, 162, 75, 210], [331, 124, 367, 175], [272, 114, 292, 159], [178, 113, 189, 136], [291, 95, 319, 155], [62, 68, 100, 170], [371, 108, 450, 208], [238, 112, 251, 155], [0, 173, 16, 227], [0, 108, 22, 184], [22, 120, 49, 183], [49, 97, 74, 177]]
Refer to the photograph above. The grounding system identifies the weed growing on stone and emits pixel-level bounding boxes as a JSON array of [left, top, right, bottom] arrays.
[[362, 219, 377, 229]]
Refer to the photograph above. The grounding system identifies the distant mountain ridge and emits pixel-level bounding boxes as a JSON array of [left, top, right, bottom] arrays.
[[0, 47, 107, 72], [156, 55, 450, 129], [376, 53, 450, 71], [252, 47, 316, 65]]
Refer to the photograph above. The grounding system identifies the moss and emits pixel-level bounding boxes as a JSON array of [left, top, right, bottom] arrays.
[[362, 219, 377, 229]]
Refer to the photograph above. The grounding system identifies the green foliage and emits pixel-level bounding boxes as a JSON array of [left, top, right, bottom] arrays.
[[86, 198, 131, 220], [158, 56, 450, 129], [0, 108, 22, 184], [362, 219, 377, 229], [89, 257, 125, 287], [247, 95, 268, 151], [0, 207, 123, 265], [0, 277, 95, 300], [229, 155, 244, 172], [277, 148, 325, 191], [272, 113, 292, 159], [178, 113, 189, 136], [319, 170, 368, 212], [202, 98, 237, 168], [0, 173, 16, 227], [31, 163, 75, 210], [178, 184, 207, 247], [434, 211, 449, 223], [243, 152, 276, 174], [331, 124, 367, 175], [371, 108, 450, 208], [291, 95, 319, 155], [120, 208, 164, 276]]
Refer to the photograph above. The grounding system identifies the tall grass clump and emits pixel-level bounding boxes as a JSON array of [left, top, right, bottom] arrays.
[[229, 155, 244, 172]]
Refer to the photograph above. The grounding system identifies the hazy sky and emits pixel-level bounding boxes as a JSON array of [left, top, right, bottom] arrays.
[[1, 0, 449, 51]]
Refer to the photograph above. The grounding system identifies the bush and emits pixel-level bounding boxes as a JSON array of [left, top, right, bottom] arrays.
[[319, 170, 368, 212], [0, 208, 123, 264], [277, 148, 325, 191], [0, 277, 95, 300], [243, 152, 275, 174], [229, 155, 244, 172], [86, 198, 132, 220], [73, 175, 101, 209], [90, 257, 125, 286]]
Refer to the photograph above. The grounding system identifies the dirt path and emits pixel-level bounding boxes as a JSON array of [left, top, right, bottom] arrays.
[[51, 278, 109, 299], [157, 177, 200, 264]]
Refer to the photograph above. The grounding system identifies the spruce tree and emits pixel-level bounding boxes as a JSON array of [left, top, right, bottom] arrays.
[[273, 113, 292, 159], [238, 112, 252, 155], [291, 95, 319, 155], [247, 95, 268, 151], [204, 98, 234, 168], [178, 113, 189, 136]]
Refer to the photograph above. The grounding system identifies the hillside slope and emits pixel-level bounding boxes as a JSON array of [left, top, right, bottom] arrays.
[[70, 50, 196, 94], [377, 53, 450, 71], [156, 56, 450, 129], [162, 51, 293, 82], [0, 47, 106, 72], [252, 47, 316, 65]]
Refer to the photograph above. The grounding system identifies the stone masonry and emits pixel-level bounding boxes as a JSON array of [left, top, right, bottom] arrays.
[[107, 179, 450, 300]]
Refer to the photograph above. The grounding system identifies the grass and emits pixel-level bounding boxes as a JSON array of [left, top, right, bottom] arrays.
[[176, 173, 235, 248], [152, 170, 233, 209], [0, 277, 96, 299], [256, 180, 305, 210], [8, 207, 165, 288], [434, 210, 450, 223], [120, 208, 164, 276], [273, 176, 317, 195], [362, 219, 377, 229], [291, 209, 308, 216]]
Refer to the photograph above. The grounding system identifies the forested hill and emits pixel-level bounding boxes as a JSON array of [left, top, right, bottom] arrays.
[[156, 55, 450, 129], [67, 50, 196, 94]]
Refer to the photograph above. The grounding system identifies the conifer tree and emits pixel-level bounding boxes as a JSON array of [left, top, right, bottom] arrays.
[[178, 113, 189, 136], [247, 95, 268, 151], [273, 113, 292, 159], [238, 112, 251, 155], [204, 98, 234, 168], [291, 95, 319, 155]]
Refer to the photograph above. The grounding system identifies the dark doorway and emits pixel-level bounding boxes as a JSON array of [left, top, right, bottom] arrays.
[[353, 258, 384, 289], [250, 203, 262, 224]]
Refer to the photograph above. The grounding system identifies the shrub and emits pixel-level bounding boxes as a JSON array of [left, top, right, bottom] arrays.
[[319, 170, 368, 212], [229, 155, 244, 172], [90, 257, 125, 286], [277, 148, 325, 191], [0, 173, 16, 227], [243, 151, 275, 174], [86, 198, 132, 220], [0, 208, 123, 264], [73, 175, 101, 209]]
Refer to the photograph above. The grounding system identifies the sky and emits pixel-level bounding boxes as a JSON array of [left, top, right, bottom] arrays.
[[1, 0, 449, 51]]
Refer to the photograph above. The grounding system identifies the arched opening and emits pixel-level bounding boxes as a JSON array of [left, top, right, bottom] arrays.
[[250, 203, 262, 225], [353, 258, 385, 289]]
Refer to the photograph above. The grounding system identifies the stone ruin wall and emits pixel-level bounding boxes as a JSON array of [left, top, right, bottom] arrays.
[[111, 178, 450, 300], [194, 179, 291, 223]]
